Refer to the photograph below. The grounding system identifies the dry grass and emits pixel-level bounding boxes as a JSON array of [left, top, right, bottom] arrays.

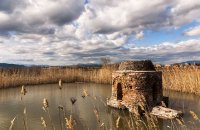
[[1, 64, 200, 95], [158, 65, 200, 95], [0, 65, 118, 88]]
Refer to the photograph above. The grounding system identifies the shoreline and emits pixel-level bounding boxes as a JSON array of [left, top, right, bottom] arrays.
[[0, 65, 200, 95]]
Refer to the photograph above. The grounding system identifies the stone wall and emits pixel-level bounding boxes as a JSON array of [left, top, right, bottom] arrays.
[[118, 60, 155, 71], [109, 70, 162, 113]]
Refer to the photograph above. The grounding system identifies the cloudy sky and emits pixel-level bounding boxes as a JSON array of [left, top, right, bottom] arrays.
[[0, 0, 200, 65]]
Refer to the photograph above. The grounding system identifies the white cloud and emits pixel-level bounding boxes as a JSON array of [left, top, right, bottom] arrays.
[[170, 0, 200, 26], [135, 31, 144, 40], [74, 0, 200, 41], [0, 32, 200, 65], [184, 25, 200, 36], [0, 0, 200, 65], [77, 0, 171, 34]]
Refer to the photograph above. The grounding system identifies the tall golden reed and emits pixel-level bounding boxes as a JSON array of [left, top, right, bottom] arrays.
[[0, 65, 117, 88], [0, 64, 200, 95], [160, 65, 200, 95]]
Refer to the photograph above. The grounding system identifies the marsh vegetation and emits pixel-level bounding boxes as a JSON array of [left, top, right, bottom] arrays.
[[0, 64, 200, 129], [0, 64, 199, 95]]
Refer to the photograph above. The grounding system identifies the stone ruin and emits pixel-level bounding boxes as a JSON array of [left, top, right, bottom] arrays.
[[107, 60, 164, 114]]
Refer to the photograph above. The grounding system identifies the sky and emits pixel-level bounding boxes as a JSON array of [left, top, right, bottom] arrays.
[[0, 0, 200, 65]]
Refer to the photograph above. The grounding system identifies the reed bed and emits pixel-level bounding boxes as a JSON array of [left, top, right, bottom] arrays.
[[0, 65, 118, 88], [0, 64, 200, 95], [159, 65, 200, 95]]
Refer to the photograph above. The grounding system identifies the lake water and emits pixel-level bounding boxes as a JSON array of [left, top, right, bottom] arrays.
[[0, 83, 200, 130]]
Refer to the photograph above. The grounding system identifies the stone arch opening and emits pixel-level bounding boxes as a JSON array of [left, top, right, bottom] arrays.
[[117, 83, 123, 100], [152, 83, 158, 104]]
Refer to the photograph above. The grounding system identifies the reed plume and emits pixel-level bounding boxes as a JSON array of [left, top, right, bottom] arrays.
[[190, 111, 200, 123], [116, 116, 121, 128], [65, 115, 75, 130], [21, 85, 27, 95], [43, 98, 49, 109], [81, 88, 89, 98], [41, 117, 47, 130], [42, 98, 55, 130], [9, 116, 16, 130], [59, 79, 62, 89], [20, 85, 27, 101]]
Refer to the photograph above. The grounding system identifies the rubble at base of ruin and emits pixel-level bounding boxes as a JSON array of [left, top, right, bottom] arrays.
[[107, 60, 182, 119]]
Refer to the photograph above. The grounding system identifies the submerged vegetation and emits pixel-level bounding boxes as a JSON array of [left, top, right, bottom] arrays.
[[0, 64, 200, 95]]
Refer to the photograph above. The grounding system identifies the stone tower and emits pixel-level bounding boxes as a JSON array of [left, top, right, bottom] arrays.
[[107, 60, 163, 114]]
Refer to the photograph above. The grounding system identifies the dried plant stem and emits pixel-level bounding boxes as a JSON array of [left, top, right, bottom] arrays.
[[23, 116, 27, 130], [41, 117, 47, 130], [20, 85, 28, 130], [58, 108, 63, 130], [21, 107, 28, 130], [9, 116, 16, 130], [47, 108, 55, 130]]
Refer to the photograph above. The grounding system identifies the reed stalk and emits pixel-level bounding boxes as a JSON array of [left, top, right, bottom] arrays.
[[42, 98, 55, 130], [9, 116, 16, 130]]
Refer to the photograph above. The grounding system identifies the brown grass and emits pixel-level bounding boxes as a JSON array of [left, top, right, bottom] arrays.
[[1, 64, 200, 95], [0, 65, 118, 88], [159, 65, 200, 95]]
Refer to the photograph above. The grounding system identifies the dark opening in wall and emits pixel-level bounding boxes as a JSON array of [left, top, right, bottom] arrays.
[[152, 83, 158, 104], [117, 83, 123, 100]]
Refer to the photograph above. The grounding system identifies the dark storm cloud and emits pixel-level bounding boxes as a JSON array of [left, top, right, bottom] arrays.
[[49, 3, 84, 26], [17, 59, 34, 62], [0, 15, 55, 35], [67, 46, 128, 63], [0, 0, 27, 13], [0, 0, 84, 35], [43, 51, 57, 56]]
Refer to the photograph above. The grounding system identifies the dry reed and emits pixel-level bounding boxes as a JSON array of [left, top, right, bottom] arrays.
[[1, 64, 200, 95], [41, 117, 47, 130], [9, 116, 16, 130], [0, 65, 118, 88], [65, 115, 75, 130], [42, 98, 55, 130], [160, 65, 200, 95]]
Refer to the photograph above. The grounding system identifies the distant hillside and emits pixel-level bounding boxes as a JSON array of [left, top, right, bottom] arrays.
[[0, 63, 26, 68], [76, 63, 102, 68], [180, 60, 200, 65]]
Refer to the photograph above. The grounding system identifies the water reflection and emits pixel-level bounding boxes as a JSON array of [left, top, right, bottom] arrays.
[[0, 83, 199, 130]]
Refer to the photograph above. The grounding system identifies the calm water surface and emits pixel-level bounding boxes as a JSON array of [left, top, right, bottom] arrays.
[[0, 83, 200, 130]]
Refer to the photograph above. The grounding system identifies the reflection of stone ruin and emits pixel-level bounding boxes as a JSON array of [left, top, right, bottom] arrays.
[[107, 60, 182, 119]]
